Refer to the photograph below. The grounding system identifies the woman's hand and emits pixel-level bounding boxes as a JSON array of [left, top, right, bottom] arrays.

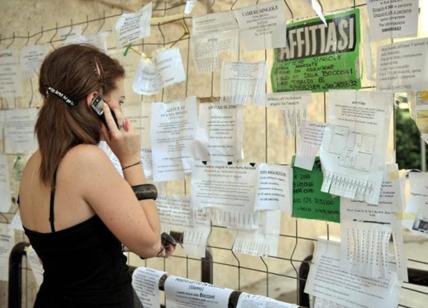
[[101, 103, 141, 166]]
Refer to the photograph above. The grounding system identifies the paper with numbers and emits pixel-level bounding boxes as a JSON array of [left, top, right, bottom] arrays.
[[11, 212, 23, 231], [255, 164, 292, 212], [193, 103, 244, 162], [391, 221, 408, 282], [341, 220, 392, 278], [132, 267, 165, 308], [58, 26, 82, 41], [133, 48, 185, 95], [192, 162, 292, 229], [0, 49, 22, 98], [367, 0, 418, 41], [20, 45, 49, 78], [237, 292, 297, 307], [0, 223, 13, 281], [132, 59, 161, 95], [340, 164, 403, 224], [191, 11, 238, 73], [4, 108, 38, 154], [320, 90, 392, 204], [266, 92, 311, 137], [221, 61, 266, 105], [292, 158, 340, 222], [122, 103, 151, 147], [0, 154, 11, 213], [305, 240, 400, 308], [233, 0, 287, 51], [27, 246, 43, 286], [0, 111, 6, 148], [165, 276, 233, 308], [403, 172, 428, 237], [295, 121, 326, 170], [232, 210, 281, 257], [157, 195, 210, 257], [151, 97, 197, 182], [314, 297, 346, 308], [122, 103, 152, 178], [191, 162, 258, 229], [377, 38, 428, 91], [115, 2, 152, 47]]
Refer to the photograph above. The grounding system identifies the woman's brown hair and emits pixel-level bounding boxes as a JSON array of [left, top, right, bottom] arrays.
[[36, 44, 125, 185]]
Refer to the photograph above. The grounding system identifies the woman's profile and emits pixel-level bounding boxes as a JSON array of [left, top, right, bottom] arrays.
[[18, 44, 172, 307]]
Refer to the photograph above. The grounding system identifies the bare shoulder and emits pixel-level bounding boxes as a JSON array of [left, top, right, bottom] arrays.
[[62, 144, 112, 170], [20, 151, 42, 189], [58, 144, 122, 195], [21, 151, 40, 175]]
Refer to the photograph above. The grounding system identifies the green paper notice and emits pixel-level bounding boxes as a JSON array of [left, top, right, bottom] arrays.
[[292, 158, 340, 222], [271, 9, 361, 92]]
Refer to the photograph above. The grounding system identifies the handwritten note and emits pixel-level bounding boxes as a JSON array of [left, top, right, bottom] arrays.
[[292, 158, 340, 222]]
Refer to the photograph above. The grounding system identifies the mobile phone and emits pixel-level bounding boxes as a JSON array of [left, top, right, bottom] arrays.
[[161, 232, 178, 248], [90, 95, 119, 130]]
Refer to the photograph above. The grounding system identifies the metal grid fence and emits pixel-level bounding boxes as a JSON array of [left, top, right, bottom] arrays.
[[1, 0, 428, 307]]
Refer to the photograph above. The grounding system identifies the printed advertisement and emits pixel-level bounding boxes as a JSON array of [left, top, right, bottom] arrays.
[[271, 9, 361, 92]]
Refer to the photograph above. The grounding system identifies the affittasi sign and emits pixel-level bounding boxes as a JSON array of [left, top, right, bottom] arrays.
[[272, 9, 361, 92]]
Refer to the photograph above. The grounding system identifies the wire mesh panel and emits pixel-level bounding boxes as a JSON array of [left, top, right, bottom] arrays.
[[0, 1, 427, 307]]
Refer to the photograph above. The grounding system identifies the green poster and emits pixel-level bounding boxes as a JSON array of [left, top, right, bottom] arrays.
[[271, 9, 361, 92], [292, 157, 340, 222]]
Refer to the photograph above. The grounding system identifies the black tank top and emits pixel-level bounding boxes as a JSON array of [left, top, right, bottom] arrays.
[[22, 170, 138, 308]]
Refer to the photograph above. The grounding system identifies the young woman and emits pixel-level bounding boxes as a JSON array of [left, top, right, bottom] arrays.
[[18, 44, 172, 307]]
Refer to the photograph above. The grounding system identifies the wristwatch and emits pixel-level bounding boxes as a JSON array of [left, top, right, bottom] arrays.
[[132, 184, 158, 201]]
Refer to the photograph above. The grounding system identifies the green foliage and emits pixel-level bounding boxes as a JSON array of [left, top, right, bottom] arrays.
[[395, 107, 423, 170]]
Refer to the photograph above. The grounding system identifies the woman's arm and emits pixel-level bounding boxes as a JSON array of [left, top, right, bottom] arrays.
[[72, 145, 162, 258], [122, 163, 160, 236]]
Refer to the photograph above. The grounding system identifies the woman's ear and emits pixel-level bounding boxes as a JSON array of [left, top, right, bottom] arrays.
[[86, 91, 99, 107]]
